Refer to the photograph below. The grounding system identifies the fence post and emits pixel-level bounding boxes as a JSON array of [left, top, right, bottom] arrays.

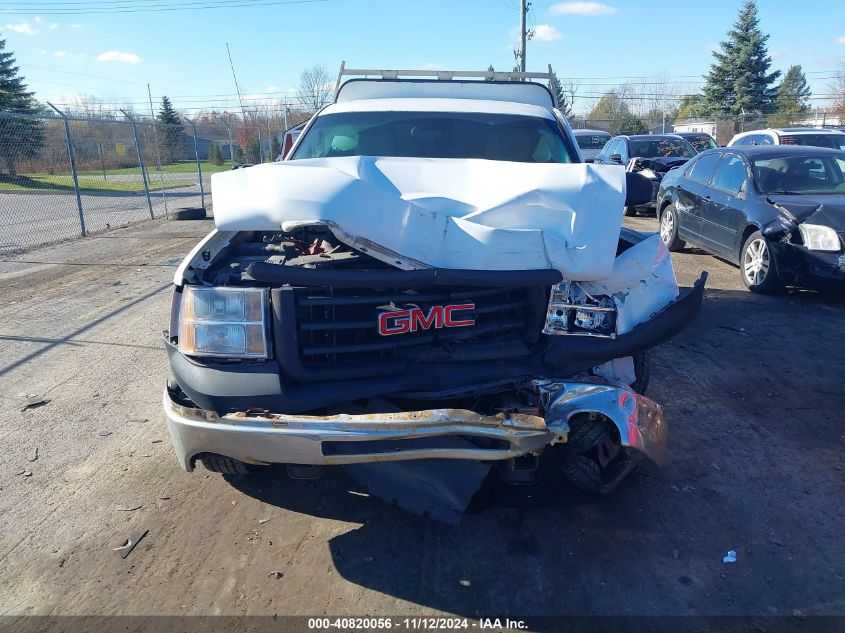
[[185, 117, 205, 209], [121, 109, 154, 220], [47, 102, 86, 237]]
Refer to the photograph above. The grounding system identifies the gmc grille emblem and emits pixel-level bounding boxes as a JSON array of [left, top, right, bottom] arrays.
[[378, 303, 476, 336]]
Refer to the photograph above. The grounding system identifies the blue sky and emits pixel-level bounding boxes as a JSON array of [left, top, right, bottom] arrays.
[[2, 0, 844, 116]]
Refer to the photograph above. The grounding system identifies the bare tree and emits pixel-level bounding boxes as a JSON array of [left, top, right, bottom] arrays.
[[297, 65, 332, 113], [832, 64, 845, 122]]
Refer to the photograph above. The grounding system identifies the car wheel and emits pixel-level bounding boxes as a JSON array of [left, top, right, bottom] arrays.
[[659, 204, 685, 251], [197, 453, 258, 475], [558, 413, 632, 495], [740, 231, 781, 293], [623, 206, 638, 217]]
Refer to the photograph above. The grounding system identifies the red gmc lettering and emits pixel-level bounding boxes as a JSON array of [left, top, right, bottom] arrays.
[[444, 303, 476, 327], [378, 303, 476, 336]]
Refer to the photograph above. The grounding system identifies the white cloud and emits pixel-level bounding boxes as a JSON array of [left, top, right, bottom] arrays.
[[837, 36, 845, 45], [4, 21, 39, 35], [69, 23, 82, 29], [533, 24, 561, 41], [96, 50, 141, 64], [48, 23, 59, 30], [53, 50, 66, 57], [549, 1, 617, 16], [265, 85, 281, 92], [34, 16, 42, 24]]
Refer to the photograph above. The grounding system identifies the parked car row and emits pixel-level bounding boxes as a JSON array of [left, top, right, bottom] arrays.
[[580, 125, 845, 293]]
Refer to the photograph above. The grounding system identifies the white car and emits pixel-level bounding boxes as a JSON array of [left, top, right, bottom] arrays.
[[728, 127, 845, 150]]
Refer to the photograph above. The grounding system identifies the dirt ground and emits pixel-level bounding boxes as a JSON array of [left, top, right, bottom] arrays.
[[1, 214, 844, 627]]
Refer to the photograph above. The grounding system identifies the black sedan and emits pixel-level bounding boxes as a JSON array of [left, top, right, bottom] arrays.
[[656, 145, 845, 293], [594, 134, 697, 215]]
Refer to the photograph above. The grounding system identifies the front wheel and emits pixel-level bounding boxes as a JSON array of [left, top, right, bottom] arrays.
[[740, 231, 781, 293], [197, 453, 259, 475], [659, 204, 685, 251], [623, 206, 638, 217]]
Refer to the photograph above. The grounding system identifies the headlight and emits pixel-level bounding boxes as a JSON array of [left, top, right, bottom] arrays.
[[543, 281, 617, 339], [178, 286, 270, 358], [798, 224, 841, 252]]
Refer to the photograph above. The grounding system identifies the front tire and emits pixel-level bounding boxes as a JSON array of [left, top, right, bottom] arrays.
[[623, 206, 638, 217], [659, 204, 685, 251], [197, 453, 258, 475], [740, 231, 781, 293]]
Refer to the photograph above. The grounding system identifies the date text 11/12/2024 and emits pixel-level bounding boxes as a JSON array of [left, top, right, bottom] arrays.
[[306, 617, 529, 630]]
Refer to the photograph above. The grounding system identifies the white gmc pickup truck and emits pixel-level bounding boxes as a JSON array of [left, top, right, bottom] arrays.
[[163, 66, 706, 502]]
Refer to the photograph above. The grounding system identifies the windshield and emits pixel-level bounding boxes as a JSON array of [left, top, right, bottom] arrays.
[[628, 137, 697, 159], [575, 133, 611, 150], [290, 111, 575, 163], [779, 134, 845, 151], [684, 134, 718, 152], [753, 154, 845, 194]]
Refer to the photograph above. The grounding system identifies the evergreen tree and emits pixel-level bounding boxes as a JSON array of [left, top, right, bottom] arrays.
[[549, 71, 572, 118], [702, 0, 780, 115], [0, 35, 44, 176], [774, 65, 811, 121], [208, 142, 223, 166], [156, 95, 185, 164]]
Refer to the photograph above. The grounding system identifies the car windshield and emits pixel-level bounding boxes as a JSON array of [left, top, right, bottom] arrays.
[[291, 111, 575, 163], [628, 137, 697, 159], [753, 154, 845, 194], [684, 134, 718, 152], [779, 134, 845, 151], [575, 133, 611, 150]]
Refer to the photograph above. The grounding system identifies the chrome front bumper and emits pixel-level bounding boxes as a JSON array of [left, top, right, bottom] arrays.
[[163, 381, 667, 471]]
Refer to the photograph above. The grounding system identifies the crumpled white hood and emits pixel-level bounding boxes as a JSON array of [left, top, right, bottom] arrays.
[[211, 156, 627, 280]]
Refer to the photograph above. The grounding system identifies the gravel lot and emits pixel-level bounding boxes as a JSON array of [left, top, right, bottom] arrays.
[[1, 214, 844, 626]]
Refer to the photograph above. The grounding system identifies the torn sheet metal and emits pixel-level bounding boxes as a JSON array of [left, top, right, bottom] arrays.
[[340, 437, 492, 525], [579, 234, 679, 334], [211, 157, 627, 280]]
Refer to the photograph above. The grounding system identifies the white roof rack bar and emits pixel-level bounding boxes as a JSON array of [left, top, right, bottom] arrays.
[[333, 61, 558, 107]]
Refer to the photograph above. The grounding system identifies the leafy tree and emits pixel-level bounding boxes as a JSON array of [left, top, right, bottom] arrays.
[[589, 91, 636, 135], [0, 35, 43, 176], [485, 64, 496, 82], [772, 65, 811, 124], [156, 95, 186, 163], [675, 94, 710, 121], [702, 0, 780, 115], [549, 71, 572, 118]]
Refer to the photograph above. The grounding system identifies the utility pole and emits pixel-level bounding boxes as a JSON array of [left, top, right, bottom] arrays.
[[519, 0, 528, 73]]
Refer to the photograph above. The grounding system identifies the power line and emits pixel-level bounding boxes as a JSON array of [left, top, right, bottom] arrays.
[[0, 0, 333, 15]]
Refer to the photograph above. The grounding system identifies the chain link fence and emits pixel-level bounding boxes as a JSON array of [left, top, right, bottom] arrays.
[[0, 109, 209, 255]]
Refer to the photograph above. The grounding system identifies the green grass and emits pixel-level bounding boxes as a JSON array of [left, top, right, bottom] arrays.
[[73, 160, 230, 177], [0, 174, 186, 193]]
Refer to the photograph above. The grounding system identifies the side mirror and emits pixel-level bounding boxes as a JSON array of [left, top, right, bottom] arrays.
[[625, 172, 653, 207], [609, 153, 622, 163]]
